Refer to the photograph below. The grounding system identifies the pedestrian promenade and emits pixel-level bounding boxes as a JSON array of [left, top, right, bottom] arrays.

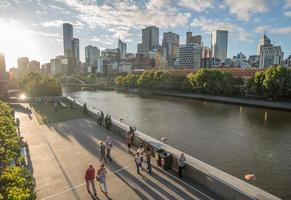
[[16, 104, 222, 200]]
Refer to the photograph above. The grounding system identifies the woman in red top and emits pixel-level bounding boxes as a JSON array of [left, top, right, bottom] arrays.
[[85, 164, 97, 196]]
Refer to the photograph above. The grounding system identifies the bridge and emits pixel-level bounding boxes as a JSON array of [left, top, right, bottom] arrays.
[[56, 75, 115, 89]]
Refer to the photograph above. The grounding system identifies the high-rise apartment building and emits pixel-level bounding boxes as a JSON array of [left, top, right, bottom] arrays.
[[162, 32, 180, 66], [257, 34, 271, 55], [259, 45, 284, 68], [202, 46, 212, 58], [186, 32, 202, 45], [178, 43, 202, 68], [142, 26, 159, 52], [118, 39, 127, 59], [63, 23, 73, 57], [0, 53, 6, 80], [211, 30, 228, 63]]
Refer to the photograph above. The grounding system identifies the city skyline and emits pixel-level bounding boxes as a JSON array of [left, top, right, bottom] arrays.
[[0, 0, 291, 68]]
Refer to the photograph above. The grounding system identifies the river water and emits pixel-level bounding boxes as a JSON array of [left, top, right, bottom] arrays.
[[64, 89, 291, 199]]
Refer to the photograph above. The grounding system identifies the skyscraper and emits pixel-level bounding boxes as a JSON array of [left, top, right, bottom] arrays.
[[17, 57, 29, 76], [186, 32, 202, 45], [0, 53, 6, 80], [162, 32, 180, 66], [211, 30, 228, 62], [142, 26, 159, 52], [72, 38, 80, 62], [85, 45, 100, 73], [118, 39, 127, 59], [28, 60, 40, 73], [259, 45, 284, 68], [257, 34, 271, 55], [178, 43, 202, 68], [63, 23, 73, 57]]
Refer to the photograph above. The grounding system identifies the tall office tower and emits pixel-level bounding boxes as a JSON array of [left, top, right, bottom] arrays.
[[85, 45, 100, 72], [211, 30, 228, 62], [142, 26, 159, 52], [162, 32, 180, 66], [192, 35, 202, 45], [186, 32, 193, 44], [202, 46, 212, 58], [178, 43, 202, 68], [0, 53, 6, 80], [259, 45, 284, 68], [257, 34, 271, 55], [63, 23, 73, 57], [72, 38, 80, 62], [118, 39, 127, 59], [28, 60, 40, 73], [17, 57, 29, 76], [186, 32, 202, 45]]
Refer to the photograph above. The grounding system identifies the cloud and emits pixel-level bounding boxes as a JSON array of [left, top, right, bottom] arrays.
[[91, 35, 114, 46], [178, 0, 213, 12], [41, 20, 84, 29], [285, 0, 291, 8], [224, 0, 269, 21], [285, 11, 291, 16], [191, 17, 253, 42], [58, 0, 190, 30], [254, 25, 270, 33], [271, 27, 291, 34]]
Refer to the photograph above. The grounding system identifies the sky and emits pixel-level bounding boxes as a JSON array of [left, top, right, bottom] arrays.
[[0, 0, 291, 68]]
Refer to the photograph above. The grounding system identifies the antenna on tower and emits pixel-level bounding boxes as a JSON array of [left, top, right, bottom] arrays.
[[188, 18, 191, 32]]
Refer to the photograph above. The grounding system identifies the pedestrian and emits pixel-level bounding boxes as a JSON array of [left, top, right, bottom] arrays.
[[127, 132, 133, 152], [129, 126, 136, 144], [97, 163, 108, 195], [85, 164, 97, 197], [96, 112, 101, 125], [178, 152, 186, 178], [145, 147, 152, 174], [135, 152, 142, 175], [100, 111, 104, 123], [137, 144, 144, 169], [99, 142, 107, 164], [105, 136, 112, 161]]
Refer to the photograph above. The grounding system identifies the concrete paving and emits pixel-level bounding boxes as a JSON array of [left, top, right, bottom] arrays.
[[16, 104, 221, 200]]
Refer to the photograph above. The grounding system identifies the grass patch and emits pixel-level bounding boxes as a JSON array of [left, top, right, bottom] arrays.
[[30, 99, 87, 124]]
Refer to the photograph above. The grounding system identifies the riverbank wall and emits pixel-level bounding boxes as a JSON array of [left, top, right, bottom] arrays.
[[66, 96, 281, 200], [116, 88, 291, 112]]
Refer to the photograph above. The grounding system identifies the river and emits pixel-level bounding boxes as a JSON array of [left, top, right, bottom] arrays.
[[64, 88, 291, 199]]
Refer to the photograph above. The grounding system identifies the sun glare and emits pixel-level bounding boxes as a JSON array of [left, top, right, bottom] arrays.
[[0, 20, 38, 67]]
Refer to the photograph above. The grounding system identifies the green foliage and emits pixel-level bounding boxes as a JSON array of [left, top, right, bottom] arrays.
[[115, 74, 139, 88], [246, 65, 291, 98], [0, 102, 21, 165], [21, 73, 62, 97], [0, 167, 35, 200], [0, 102, 36, 200], [187, 69, 240, 95]]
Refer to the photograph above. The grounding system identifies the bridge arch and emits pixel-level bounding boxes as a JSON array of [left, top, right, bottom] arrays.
[[55, 76, 87, 85]]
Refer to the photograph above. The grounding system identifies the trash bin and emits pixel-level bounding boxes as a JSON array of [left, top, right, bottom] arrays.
[[160, 152, 172, 170], [155, 149, 165, 166]]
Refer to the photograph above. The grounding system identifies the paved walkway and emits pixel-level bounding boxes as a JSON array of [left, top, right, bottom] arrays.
[[16, 104, 222, 200]]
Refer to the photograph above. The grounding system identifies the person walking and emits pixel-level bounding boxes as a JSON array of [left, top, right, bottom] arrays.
[[178, 152, 186, 178], [135, 152, 142, 175], [105, 136, 112, 161], [145, 147, 152, 174], [137, 144, 144, 169], [85, 164, 97, 197], [99, 142, 107, 164], [127, 132, 133, 152], [97, 163, 108, 195]]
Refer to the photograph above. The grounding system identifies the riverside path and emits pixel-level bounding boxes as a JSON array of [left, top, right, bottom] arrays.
[[16, 103, 222, 200]]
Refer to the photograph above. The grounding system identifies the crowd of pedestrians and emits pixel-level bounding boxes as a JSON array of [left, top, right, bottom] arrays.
[[84, 112, 187, 198]]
